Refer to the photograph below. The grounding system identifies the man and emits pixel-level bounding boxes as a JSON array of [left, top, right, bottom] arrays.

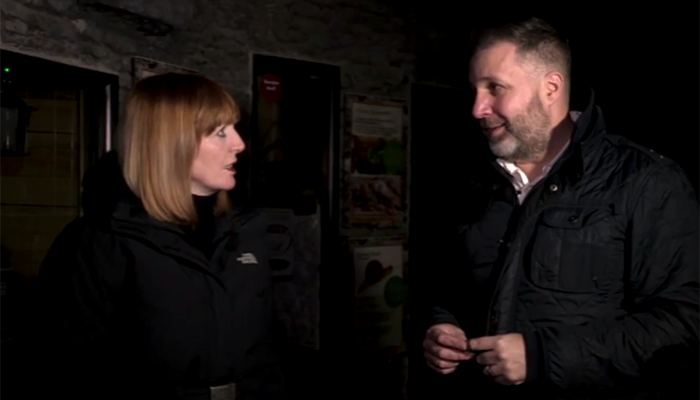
[[421, 17, 699, 399]]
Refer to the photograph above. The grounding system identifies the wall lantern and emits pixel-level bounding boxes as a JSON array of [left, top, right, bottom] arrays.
[[0, 91, 35, 157]]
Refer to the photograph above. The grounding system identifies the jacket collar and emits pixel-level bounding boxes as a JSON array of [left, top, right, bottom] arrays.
[[572, 88, 600, 145], [557, 88, 607, 187]]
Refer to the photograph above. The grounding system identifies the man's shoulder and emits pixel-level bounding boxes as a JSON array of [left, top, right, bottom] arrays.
[[601, 134, 675, 169], [596, 134, 695, 197]]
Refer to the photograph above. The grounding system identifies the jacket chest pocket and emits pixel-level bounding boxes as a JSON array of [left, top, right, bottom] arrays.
[[526, 205, 622, 294]]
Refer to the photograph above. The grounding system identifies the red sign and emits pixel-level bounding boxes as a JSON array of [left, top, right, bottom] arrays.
[[259, 74, 282, 103]]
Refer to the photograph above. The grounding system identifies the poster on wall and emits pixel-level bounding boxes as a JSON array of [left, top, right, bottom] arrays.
[[131, 57, 197, 85], [352, 134, 404, 176], [353, 245, 407, 349], [351, 102, 402, 139], [347, 175, 402, 227], [350, 102, 404, 176], [343, 94, 409, 230]]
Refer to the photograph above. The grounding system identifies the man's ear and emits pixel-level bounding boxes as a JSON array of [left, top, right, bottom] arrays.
[[542, 70, 564, 106]]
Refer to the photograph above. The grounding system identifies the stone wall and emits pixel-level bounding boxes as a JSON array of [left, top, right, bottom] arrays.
[[1, 0, 417, 111]]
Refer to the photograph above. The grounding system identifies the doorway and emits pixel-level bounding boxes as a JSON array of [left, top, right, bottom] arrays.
[[250, 54, 341, 399], [0, 49, 118, 397]]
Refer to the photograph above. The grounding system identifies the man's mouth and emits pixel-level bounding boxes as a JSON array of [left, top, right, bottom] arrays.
[[225, 163, 236, 172], [483, 124, 505, 135]]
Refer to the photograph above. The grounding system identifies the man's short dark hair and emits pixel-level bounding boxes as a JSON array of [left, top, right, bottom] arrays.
[[471, 17, 572, 86]]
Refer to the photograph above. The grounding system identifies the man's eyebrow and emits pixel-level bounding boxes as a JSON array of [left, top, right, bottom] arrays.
[[474, 75, 508, 85]]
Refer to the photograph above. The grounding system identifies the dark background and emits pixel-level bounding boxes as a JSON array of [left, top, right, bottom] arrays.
[[412, 2, 699, 191]]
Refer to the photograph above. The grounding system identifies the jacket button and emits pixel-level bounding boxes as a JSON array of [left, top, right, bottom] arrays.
[[549, 184, 559, 192], [569, 215, 578, 223]]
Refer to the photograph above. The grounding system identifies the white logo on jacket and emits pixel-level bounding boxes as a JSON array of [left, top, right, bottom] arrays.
[[236, 253, 258, 264]]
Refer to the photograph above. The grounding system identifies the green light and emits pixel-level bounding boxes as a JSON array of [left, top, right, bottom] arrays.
[[3, 68, 9, 73]]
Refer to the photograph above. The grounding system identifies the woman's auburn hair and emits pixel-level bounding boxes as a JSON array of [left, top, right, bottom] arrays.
[[120, 73, 240, 225]]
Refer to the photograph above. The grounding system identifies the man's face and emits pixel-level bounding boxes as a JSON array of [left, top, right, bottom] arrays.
[[469, 42, 552, 162]]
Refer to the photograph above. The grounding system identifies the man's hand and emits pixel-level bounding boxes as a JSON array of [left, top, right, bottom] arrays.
[[469, 333, 526, 385], [423, 323, 475, 374]]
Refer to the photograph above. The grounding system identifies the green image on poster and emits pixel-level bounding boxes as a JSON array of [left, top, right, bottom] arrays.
[[382, 141, 404, 175], [367, 147, 383, 165], [384, 275, 407, 308]]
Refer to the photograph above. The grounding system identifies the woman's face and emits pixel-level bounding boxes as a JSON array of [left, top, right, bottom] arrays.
[[190, 124, 245, 196]]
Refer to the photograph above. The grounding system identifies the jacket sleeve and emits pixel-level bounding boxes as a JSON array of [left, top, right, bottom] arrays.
[[537, 163, 699, 390], [25, 219, 124, 399]]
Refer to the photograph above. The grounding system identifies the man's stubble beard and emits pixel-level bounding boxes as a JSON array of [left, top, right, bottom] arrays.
[[488, 96, 551, 162]]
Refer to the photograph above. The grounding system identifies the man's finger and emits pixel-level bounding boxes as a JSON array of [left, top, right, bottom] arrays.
[[434, 333, 469, 351], [433, 345, 473, 361], [494, 375, 514, 386], [484, 362, 505, 377], [428, 326, 466, 344], [469, 335, 499, 352], [475, 350, 499, 366], [424, 351, 460, 371], [424, 350, 460, 368], [428, 363, 457, 375], [424, 335, 473, 360]]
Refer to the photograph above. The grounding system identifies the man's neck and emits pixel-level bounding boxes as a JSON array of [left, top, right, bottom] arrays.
[[515, 113, 576, 181]]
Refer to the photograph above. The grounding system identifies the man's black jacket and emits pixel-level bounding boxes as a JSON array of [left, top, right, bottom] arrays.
[[425, 90, 699, 399]]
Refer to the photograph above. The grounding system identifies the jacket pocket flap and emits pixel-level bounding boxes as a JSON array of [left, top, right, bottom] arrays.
[[540, 206, 612, 229]]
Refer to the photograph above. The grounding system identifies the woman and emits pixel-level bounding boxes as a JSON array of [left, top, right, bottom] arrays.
[[29, 73, 286, 400]]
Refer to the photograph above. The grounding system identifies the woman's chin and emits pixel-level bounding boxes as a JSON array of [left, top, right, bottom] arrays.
[[221, 178, 236, 191]]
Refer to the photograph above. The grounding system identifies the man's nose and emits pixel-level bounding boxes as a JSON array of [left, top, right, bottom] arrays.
[[472, 95, 491, 120]]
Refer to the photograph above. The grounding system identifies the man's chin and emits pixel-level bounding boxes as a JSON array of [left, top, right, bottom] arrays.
[[489, 143, 518, 160]]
